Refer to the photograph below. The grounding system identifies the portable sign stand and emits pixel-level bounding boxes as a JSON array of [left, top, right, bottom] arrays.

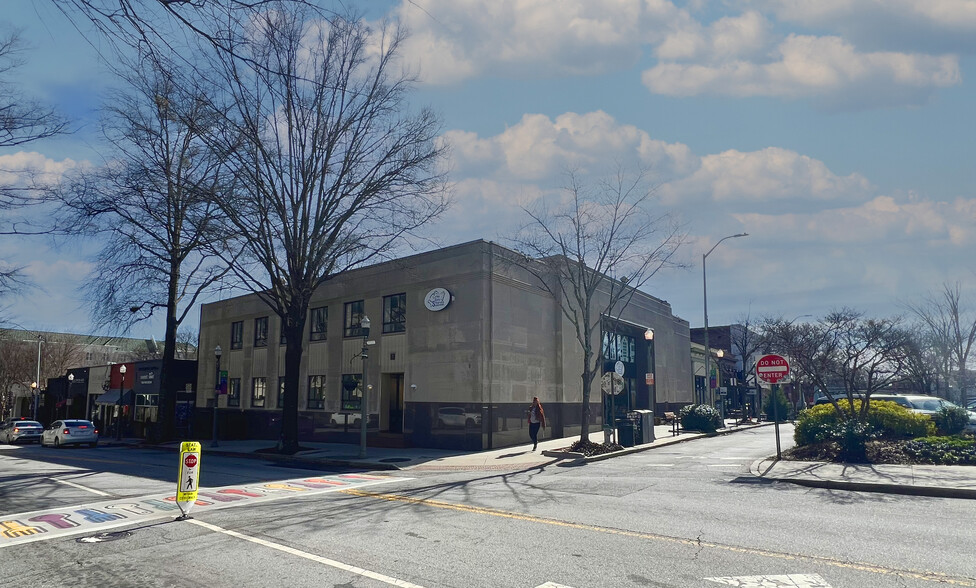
[[756, 354, 790, 460], [175, 441, 201, 521]]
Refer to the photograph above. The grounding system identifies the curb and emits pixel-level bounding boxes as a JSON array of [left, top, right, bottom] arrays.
[[542, 422, 771, 463], [750, 459, 976, 500]]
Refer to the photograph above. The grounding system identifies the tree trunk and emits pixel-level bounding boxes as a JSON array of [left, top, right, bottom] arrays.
[[280, 304, 307, 455], [156, 260, 181, 442], [579, 348, 594, 442]]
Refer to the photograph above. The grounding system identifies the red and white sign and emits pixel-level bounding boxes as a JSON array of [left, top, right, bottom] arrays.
[[756, 354, 790, 384], [184, 454, 198, 468]]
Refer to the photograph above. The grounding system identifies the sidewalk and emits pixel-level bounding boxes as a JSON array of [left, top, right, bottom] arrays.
[[751, 458, 976, 499], [99, 419, 765, 471]]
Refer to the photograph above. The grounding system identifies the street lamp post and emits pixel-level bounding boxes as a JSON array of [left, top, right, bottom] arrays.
[[359, 315, 371, 459], [703, 233, 748, 409], [30, 381, 38, 421], [66, 373, 75, 419], [116, 364, 127, 441], [32, 335, 42, 421], [644, 328, 656, 442], [213, 345, 222, 447]]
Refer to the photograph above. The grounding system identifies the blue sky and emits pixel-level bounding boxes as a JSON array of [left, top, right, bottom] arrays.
[[3, 0, 975, 338]]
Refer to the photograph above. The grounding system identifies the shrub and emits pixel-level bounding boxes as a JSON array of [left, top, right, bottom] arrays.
[[903, 436, 976, 465], [762, 388, 791, 421], [933, 406, 971, 436], [679, 404, 723, 434], [793, 399, 934, 447]]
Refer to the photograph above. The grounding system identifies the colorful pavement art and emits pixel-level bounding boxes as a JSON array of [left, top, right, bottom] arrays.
[[0, 473, 403, 548]]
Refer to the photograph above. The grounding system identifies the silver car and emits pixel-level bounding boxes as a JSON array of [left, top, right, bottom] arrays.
[[1, 419, 43, 444], [41, 420, 99, 448]]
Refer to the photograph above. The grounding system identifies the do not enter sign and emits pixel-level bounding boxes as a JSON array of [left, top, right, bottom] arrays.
[[756, 354, 790, 384]]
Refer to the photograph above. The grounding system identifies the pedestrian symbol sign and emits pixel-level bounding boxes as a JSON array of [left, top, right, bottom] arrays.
[[176, 441, 201, 517]]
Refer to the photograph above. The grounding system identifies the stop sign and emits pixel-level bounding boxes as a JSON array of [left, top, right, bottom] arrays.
[[756, 354, 790, 384], [184, 454, 198, 468]]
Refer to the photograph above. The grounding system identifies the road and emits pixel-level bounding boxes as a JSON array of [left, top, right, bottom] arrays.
[[2, 426, 974, 587]]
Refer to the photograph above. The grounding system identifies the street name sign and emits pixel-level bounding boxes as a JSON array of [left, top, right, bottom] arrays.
[[756, 354, 790, 385]]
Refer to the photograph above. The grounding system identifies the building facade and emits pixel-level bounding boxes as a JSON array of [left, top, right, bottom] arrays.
[[196, 240, 694, 450]]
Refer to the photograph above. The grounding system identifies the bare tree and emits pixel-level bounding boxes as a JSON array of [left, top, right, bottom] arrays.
[[905, 282, 976, 404], [507, 167, 684, 443], [58, 54, 231, 440], [202, 6, 448, 453], [0, 336, 37, 418], [176, 329, 197, 360], [0, 30, 68, 296]]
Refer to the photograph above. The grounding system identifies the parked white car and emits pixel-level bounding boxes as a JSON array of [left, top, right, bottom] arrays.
[[41, 420, 99, 448], [873, 394, 976, 432]]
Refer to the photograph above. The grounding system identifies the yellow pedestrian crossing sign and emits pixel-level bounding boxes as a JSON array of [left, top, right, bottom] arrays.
[[176, 442, 201, 517]]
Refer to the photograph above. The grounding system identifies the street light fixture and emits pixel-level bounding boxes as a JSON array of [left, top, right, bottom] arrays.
[[67, 373, 75, 419], [703, 232, 748, 409], [117, 364, 127, 441], [359, 315, 371, 459], [213, 345, 222, 447]]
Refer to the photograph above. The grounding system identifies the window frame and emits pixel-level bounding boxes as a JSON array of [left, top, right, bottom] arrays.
[[307, 375, 325, 410], [251, 377, 267, 408], [310, 306, 328, 342], [228, 378, 241, 407], [254, 317, 269, 348], [230, 321, 243, 350], [382, 293, 406, 334], [343, 300, 365, 338]]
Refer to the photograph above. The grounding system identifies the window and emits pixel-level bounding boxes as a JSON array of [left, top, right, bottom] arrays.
[[602, 331, 636, 364], [344, 300, 365, 337], [341, 374, 362, 411], [277, 377, 285, 409], [251, 377, 267, 407], [310, 306, 328, 341], [280, 320, 287, 345], [231, 321, 243, 350], [228, 378, 241, 407], [383, 294, 406, 333], [254, 317, 269, 347], [308, 375, 325, 410]]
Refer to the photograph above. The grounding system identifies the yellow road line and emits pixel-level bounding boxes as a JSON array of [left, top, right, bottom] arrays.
[[342, 489, 976, 587]]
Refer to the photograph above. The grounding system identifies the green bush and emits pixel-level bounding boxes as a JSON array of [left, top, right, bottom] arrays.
[[794, 399, 934, 447], [903, 436, 976, 465], [933, 406, 971, 436], [762, 388, 791, 421], [679, 404, 723, 434]]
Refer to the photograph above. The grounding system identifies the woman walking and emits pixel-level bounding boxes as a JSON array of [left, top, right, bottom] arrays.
[[528, 396, 546, 451]]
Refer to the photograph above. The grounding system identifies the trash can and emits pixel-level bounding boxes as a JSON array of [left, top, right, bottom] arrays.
[[630, 409, 655, 444], [617, 418, 637, 447]]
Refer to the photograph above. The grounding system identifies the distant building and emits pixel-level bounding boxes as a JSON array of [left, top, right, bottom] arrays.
[[196, 240, 695, 450]]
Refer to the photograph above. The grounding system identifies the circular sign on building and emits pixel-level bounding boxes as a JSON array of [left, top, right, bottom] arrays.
[[756, 354, 790, 385], [424, 288, 452, 311]]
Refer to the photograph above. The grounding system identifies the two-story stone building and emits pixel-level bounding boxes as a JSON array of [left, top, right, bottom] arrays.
[[196, 240, 693, 450]]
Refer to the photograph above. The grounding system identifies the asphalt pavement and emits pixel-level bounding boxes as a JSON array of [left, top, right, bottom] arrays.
[[98, 419, 976, 499]]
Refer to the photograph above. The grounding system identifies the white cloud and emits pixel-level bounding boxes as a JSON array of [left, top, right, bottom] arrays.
[[656, 10, 771, 61], [660, 147, 873, 208], [0, 151, 82, 188], [643, 34, 960, 108], [394, 0, 687, 84]]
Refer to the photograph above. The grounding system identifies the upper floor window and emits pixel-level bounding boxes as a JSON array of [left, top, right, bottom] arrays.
[[228, 378, 241, 407], [308, 375, 325, 410], [310, 306, 328, 341], [383, 293, 406, 334], [344, 300, 365, 338], [231, 321, 243, 350], [254, 317, 269, 348], [251, 377, 267, 408]]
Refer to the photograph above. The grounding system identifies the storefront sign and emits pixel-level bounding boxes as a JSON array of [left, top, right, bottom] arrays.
[[424, 287, 451, 311]]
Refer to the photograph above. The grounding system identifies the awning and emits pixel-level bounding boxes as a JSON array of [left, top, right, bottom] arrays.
[[94, 390, 134, 405]]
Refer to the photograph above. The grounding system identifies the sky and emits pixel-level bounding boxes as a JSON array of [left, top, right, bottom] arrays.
[[2, 0, 975, 339]]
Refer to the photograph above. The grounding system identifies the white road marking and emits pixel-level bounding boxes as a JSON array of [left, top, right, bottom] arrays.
[[190, 519, 426, 588], [534, 583, 577, 588], [49, 477, 112, 497], [704, 573, 832, 587]]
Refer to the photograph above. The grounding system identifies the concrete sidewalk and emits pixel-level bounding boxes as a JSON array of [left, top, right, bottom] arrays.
[[100, 419, 764, 471], [751, 458, 976, 499]]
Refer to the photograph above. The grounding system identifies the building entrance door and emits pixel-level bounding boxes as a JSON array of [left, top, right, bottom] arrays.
[[385, 373, 404, 434]]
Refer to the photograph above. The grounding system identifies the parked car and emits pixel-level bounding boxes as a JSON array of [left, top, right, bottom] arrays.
[[436, 407, 481, 429], [872, 394, 976, 432], [41, 420, 99, 448], [329, 413, 361, 427], [1, 419, 43, 444]]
